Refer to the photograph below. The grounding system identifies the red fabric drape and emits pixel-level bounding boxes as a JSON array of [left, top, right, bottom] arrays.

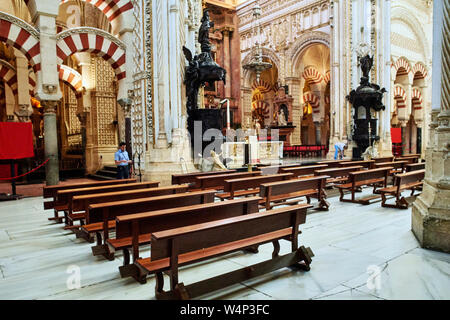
[[391, 127, 402, 144], [0, 122, 34, 160]]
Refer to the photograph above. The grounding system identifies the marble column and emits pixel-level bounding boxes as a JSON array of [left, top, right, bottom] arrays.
[[222, 28, 232, 98], [42, 100, 59, 186], [412, 0, 450, 253]]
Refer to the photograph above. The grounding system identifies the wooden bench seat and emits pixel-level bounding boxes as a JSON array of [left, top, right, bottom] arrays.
[[379, 169, 425, 209], [336, 167, 392, 204], [82, 190, 216, 257], [135, 203, 313, 300], [314, 166, 363, 187], [217, 173, 293, 200], [259, 175, 330, 210], [67, 184, 189, 228], [172, 170, 236, 189], [114, 197, 261, 283]]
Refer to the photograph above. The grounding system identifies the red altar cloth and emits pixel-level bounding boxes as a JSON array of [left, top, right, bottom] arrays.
[[0, 122, 34, 160], [391, 128, 402, 144]]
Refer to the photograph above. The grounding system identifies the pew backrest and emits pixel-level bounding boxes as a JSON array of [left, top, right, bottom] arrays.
[[150, 203, 312, 261], [223, 173, 292, 195], [196, 171, 260, 190], [314, 166, 363, 178], [281, 165, 328, 177], [348, 167, 392, 185], [71, 184, 189, 213], [56, 181, 159, 207], [339, 160, 375, 169], [171, 170, 236, 188], [87, 189, 216, 225], [260, 175, 329, 198], [405, 163, 425, 172]]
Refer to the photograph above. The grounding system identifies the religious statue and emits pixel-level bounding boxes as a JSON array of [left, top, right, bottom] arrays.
[[210, 150, 227, 171], [360, 54, 373, 79], [198, 9, 214, 53], [277, 109, 287, 126], [183, 9, 226, 114]]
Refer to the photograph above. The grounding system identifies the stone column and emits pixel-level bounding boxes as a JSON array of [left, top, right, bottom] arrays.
[[412, 0, 450, 253], [42, 100, 59, 186], [400, 121, 408, 155], [222, 28, 232, 98]]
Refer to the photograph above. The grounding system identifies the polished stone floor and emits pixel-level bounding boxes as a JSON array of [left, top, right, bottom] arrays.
[[0, 188, 449, 300]]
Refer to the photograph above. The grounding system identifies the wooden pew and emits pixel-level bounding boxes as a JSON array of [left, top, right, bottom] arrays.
[[395, 155, 420, 164], [372, 156, 394, 163], [257, 163, 301, 175], [195, 171, 260, 190], [281, 165, 328, 178], [374, 161, 408, 175], [114, 197, 261, 283], [379, 169, 425, 209], [82, 190, 217, 257], [339, 160, 375, 169], [317, 159, 350, 168], [314, 166, 363, 187], [259, 175, 330, 210], [68, 184, 190, 230], [134, 203, 313, 299], [43, 178, 136, 214], [336, 167, 392, 204], [171, 170, 236, 189], [53, 181, 159, 224], [217, 173, 293, 200], [405, 162, 425, 172]]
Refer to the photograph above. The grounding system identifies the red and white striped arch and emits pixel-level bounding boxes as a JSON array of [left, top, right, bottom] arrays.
[[251, 100, 270, 117], [56, 28, 126, 81], [251, 79, 272, 93], [303, 92, 320, 114], [302, 66, 323, 85], [60, 0, 133, 22], [58, 65, 83, 98], [28, 69, 36, 96], [412, 62, 428, 80], [0, 63, 18, 97], [411, 88, 423, 110], [393, 85, 407, 109], [394, 57, 412, 77], [0, 13, 41, 73], [324, 70, 330, 84]]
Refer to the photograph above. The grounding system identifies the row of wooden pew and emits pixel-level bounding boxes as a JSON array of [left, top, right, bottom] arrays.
[[41, 155, 424, 299]]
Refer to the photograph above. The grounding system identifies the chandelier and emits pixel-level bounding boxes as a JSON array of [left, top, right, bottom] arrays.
[[242, 1, 272, 82]]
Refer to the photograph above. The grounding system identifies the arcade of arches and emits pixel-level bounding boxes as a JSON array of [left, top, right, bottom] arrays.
[[0, 1, 449, 251]]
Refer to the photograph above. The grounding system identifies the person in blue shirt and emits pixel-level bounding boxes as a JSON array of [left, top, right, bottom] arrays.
[[114, 142, 132, 179], [334, 141, 348, 160]]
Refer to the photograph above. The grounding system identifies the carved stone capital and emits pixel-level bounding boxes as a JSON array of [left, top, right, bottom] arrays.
[[14, 104, 32, 122], [41, 100, 58, 114]]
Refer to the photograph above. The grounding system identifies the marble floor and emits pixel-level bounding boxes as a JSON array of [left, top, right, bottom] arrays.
[[0, 188, 449, 300]]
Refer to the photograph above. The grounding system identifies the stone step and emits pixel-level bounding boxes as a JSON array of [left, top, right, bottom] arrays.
[[87, 174, 116, 181], [97, 169, 117, 178]]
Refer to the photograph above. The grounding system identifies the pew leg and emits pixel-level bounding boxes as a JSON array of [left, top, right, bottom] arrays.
[[95, 232, 103, 246], [174, 283, 190, 300], [272, 240, 280, 258], [123, 249, 130, 266], [293, 246, 314, 271], [169, 271, 179, 291], [306, 196, 311, 204], [155, 272, 165, 296]]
